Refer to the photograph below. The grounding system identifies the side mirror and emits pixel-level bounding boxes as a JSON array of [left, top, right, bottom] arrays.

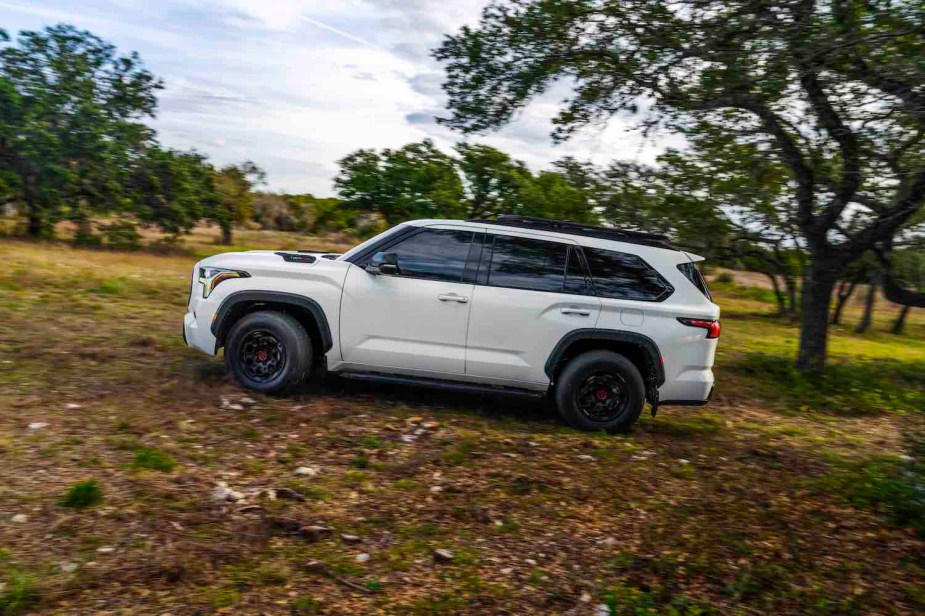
[[366, 252, 400, 276]]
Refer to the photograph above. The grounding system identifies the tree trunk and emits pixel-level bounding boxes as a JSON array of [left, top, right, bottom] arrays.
[[891, 305, 910, 335], [854, 273, 879, 334], [221, 223, 232, 245], [796, 262, 838, 374], [27, 209, 43, 236], [25, 179, 43, 237], [784, 273, 799, 321], [764, 272, 786, 315], [831, 269, 864, 325], [831, 280, 849, 325]]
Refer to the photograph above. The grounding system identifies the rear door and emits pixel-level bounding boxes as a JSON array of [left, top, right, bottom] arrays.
[[339, 226, 479, 376], [464, 232, 602, 386]]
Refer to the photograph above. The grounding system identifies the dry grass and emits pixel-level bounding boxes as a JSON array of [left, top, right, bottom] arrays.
[[0, 236, 922, 615]]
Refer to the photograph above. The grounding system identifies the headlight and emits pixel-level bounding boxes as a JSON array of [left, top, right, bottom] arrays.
[[198, 266, 250, 298]]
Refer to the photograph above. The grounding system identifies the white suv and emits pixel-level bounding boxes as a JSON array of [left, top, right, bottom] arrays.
[[183, 216, 719, 432]]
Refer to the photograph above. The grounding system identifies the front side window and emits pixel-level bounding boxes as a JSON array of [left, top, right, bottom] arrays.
[[583, 247, 673, 301], [486, 235, 568, 292], [384, 229, 473, 282]]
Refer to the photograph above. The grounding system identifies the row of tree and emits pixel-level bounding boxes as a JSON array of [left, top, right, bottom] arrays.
[[0, 25, 267, 245], [332, 136, 922, 333]]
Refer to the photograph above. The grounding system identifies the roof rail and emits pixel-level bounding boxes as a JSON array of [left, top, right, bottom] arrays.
[[472, 214, 675, 250]]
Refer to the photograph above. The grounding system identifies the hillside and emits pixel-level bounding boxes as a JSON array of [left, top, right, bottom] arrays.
[[0, 233, 922, 615]]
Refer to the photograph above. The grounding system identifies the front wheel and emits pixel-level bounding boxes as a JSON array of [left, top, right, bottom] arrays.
[[225, 311, 312, 394], [554, 350, 646, 433]]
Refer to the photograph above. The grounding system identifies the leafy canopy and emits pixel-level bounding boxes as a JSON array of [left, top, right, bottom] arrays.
[[0, 24, 161, 234]]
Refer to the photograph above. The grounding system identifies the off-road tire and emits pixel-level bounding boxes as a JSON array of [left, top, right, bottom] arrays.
[[554, 350, 646, 433], [225, 310, 312, 394]]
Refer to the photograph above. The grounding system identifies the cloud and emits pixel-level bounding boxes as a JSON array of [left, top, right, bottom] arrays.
[[0, 0, 675, 196], [404, 111, 436, 125]]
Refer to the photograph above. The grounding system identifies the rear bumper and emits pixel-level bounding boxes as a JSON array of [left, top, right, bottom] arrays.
[[657, 368, 714, 404], [661, 384, 714, 407]]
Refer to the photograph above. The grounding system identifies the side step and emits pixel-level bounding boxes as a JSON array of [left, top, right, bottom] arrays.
[[337, 372, 547, 399]]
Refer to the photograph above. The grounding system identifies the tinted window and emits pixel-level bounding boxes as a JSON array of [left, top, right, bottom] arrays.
[[583, 247, 672, 301], [487, 235, 568, 292], [386, 229, 473, 282], [677, 262, 711, 300], [564, 247, 594, 295]]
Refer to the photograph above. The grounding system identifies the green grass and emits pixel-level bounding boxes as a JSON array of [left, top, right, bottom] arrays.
[[732, 353, 925, 415], [60, 480, 103, 509], [291, 594, 323, 614], [440, 434, 479, 466], [814, 454, 925, 536], [604, 583, 718, 615], [0, 567, 40, 616], [131, 447, 177, 472]]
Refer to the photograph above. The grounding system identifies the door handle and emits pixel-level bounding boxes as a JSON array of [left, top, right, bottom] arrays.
[[561, 307, 591, 316], [438, 293, 469, 303]]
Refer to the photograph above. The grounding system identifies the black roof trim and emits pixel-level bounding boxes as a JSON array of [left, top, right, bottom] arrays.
[[471, 215, 675, 250]]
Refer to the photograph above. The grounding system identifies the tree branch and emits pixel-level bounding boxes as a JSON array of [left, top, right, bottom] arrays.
[[797, 67, 861, 233]]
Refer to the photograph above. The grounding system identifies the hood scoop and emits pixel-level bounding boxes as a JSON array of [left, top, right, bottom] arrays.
[[275, 252, 317, 264]]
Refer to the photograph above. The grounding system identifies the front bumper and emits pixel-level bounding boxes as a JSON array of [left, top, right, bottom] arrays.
[[183, 310, 218, 356]]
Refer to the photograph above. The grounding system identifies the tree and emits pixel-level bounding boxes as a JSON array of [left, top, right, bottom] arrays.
[[0, 24, 160, 236], [454, 142, 532, 219], [435, 0, 925, 373], [335, 140, 465, 225], [213, 161, 265, 244], [127, 147, 219, 237], [336, 139, 602, 225]]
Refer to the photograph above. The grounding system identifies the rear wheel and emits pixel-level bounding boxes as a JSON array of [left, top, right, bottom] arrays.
[[554, 350, 645, 433], [225, 311, 312, 394]]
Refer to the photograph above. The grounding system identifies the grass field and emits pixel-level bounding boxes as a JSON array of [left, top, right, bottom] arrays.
[[0, 231, 923, 615]]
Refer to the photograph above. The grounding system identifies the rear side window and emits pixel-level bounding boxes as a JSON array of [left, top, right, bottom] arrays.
[[583, 247, 673, 302], [386, 229, 473, 282], [677, 262, 712, 300], [486, 235, 568, 292]]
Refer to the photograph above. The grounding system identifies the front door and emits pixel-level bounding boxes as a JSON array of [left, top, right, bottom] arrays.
[[339, 227, 477, 376]]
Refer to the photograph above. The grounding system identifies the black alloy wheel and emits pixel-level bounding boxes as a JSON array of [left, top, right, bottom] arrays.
[[575, 372, 628, 422], [239, 329, 287, 383]]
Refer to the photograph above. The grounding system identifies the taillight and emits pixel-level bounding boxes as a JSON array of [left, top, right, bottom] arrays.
[[678, 317, 721, 339]]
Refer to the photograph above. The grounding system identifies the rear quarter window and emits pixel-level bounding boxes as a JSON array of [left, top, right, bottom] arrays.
[[582, 247, 674, 302], [677, 261, 712, 300]]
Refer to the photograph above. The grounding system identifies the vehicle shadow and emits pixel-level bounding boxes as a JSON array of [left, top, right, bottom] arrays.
[[313, 374, 561, 428]]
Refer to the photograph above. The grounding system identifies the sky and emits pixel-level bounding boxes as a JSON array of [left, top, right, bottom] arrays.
[[0, 0, 678, 196]]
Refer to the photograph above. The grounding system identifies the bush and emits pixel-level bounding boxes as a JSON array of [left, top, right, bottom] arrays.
[[252, 193, 303, 231], [73, 227, 102, 247], [309, 199, 357, 233], [60, 480, 103, 509], [101, 220, 142, 251], [131, 447, 177, 472], [715, 271, 735, 284]]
